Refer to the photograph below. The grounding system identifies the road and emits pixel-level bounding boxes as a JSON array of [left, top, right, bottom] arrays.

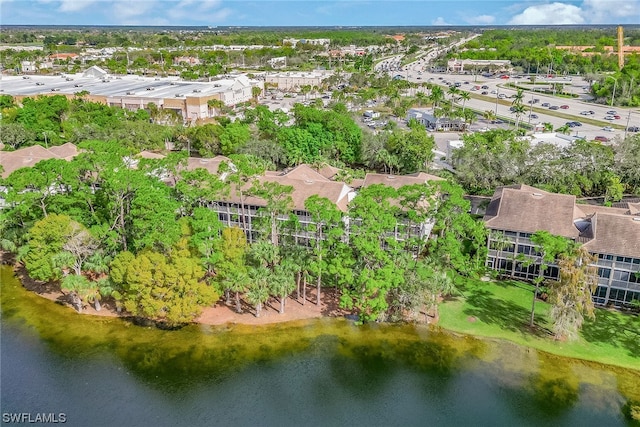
[[388, 36, 640, 143], [408, 71, 639, 142]]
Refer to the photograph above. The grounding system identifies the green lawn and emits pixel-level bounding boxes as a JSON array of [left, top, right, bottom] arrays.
[[438, 276, 640, 371]]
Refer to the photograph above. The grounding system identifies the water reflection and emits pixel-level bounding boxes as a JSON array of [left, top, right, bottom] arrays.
[[2, 265, 639, 426]]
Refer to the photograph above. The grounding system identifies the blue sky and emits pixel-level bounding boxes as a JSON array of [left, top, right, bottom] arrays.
[[1, 0, 638, 26]]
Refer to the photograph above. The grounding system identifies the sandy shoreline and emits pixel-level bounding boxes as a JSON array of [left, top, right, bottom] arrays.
[[11, 264, 350, 326]]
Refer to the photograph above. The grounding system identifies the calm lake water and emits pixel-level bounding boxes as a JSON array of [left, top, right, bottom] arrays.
[[1, 266, 638, 427]]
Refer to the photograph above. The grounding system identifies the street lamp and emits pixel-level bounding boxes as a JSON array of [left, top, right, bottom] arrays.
[[528, 95, 534, 127], [624, 110, 632, 140], [606, 76, 618, 107], [42, 131, 48, 149], [494, 87, 499, 117]]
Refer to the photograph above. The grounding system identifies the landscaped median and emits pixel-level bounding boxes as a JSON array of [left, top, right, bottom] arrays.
[[438, 276, 640, 371]]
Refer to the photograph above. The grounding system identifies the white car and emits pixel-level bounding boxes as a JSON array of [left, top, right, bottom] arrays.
[[602, 126, 614, 132]]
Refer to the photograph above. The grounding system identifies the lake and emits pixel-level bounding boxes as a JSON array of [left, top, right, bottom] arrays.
[[1, 265, 638, 426]]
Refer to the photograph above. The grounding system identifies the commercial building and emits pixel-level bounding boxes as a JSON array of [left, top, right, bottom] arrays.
[[263, 71, 332, 91], [407, 108, 466, 132], [0, 68, 263, 122], [484, 184, 640, 307], [446, 59, 512, 73]]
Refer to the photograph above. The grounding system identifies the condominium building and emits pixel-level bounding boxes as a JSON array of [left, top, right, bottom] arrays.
[[484, 184, 640, 307]]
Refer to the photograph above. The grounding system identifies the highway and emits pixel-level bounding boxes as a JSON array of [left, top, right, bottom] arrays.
[[391, 38, 640, 143]]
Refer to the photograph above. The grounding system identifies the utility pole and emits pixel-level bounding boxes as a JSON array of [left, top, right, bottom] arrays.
[[624, 110, 632, 139], [528, 95, 534, 127]]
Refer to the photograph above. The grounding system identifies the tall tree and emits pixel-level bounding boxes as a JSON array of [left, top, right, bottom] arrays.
[[251, 180, 293, 246], [304, 195, 345, 306], [548, 245, 597, 340], [215, 227, 249, 312], [341, 184, 403, 322], [529, 231, 571, 328]]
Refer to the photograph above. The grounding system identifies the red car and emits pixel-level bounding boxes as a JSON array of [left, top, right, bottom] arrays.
[[500, 75, 509, 79], [560, 105, 569, 109], [613, 115, 621, 119], [594, 136, 610, 143]]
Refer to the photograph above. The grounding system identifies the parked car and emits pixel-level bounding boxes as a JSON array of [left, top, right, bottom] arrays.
[[594, 136, 610, 142], [481, 85, 489, 89], [560, 105, 569, 109], [481, 91, 488, 95], [602, 126, 614, 132]]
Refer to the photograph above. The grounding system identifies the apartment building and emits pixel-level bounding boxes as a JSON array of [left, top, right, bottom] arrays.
[[484, 184, 640, 307]]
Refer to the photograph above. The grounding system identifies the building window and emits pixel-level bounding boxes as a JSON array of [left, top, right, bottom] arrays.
[[598, 268, 611, 279]]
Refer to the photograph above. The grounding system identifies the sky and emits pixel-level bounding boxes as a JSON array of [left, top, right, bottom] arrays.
[[1, 0, 638, 27]]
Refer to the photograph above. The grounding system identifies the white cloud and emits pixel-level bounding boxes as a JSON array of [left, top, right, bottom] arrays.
[[508, 0, 640, 25], [432, 17, 450, 25], [168, 0, 231, 23], [508, 2, 585, 25], [583, 0, 640, 22], [466, 14, 495, 25], [58, 0, 96, 12], [112, 0, 157, 19]]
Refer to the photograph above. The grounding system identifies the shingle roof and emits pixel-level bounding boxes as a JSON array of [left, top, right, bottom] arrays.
[[47, 142, 79, 160], [184, 155, 231, 175], [362, 172, 443, 189], [582, 213, 640, 258], [224, 173, 353, 212], [283, 164, 331, 182], [484, 185, 581, 238], [0, 144, 79, 178], [136, 150, 166, 160]]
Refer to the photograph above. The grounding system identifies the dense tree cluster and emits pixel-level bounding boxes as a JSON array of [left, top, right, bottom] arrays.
[[451, 129, 640, 198], [1, 129, 483, 325]]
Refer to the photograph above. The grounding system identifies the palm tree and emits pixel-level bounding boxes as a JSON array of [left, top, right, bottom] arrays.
[[429, 86, 444, 108], [483, 110, 496, 123], [511, 88, 525, 106], [458, 91, 471, 114], [447, 85, 460, 103], [246, 267, 270, 317], [225, 269, 250, 313], [415, 92, 428, 107], [207, 98, 225, 117], [251, 86, 262, 102], [511, 104, 527, 129], [542, 122, 554, 132], [270, 263, 296, 314], [555, 124, 571, 135]]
